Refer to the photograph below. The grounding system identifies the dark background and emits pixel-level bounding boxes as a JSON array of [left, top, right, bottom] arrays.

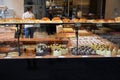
[[0, 58, 120, 80]]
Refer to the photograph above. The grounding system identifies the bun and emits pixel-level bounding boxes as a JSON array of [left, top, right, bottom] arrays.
[[79, 18, 87, 23], [115, 17, 120, 22], [71, 18, 79, 22], [63, 28, 74, 33], [106, 19, 115, 23], [7, 52, 19, 57], [93, 19, 105, 23], [0, 47, 10, 53], [52, 17, 62, 22], [62, 18, 70, 23], [41, 17, 50, 21]]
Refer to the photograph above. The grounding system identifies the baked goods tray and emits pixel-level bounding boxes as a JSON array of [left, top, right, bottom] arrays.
[[0, 22, 120, 25]]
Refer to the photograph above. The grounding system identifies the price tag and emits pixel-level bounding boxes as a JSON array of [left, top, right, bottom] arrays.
[[35, 56, 42, 58], [82, 55, 88, 58], [96, 23, 103, 27], [116, 55, 120, 57], [58, 56, 65, 58], [75, 23, 81, 27], [4, 56, 12, 59]]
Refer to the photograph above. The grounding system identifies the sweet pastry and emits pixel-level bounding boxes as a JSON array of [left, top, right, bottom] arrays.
[[78, 30, 92, 36], [22, 18, 35, 23], [7, 52, 19, 57], [71, 46, 96, 55], [106, 19, 115, 23], [0, 53, 7, 57], [50, 44, 68, 56], [93, 19, 105, 23], [36, 43, 50, 56], [117, 49, 120, 55], [65, 33, 75, 38], [0, 47, 10, 53], [115, 17, 120, 22], [63, 28, 74, 33], [53, 49, 62, 56], [25, 47, 36, 56]]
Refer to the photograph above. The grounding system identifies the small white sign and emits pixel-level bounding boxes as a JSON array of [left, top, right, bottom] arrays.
[[4, 56, 12, 59], [116, 55, 120, 57], [35, 56, 42, 58], [82, 55, 88, 58], [58, 56, 65, 58]]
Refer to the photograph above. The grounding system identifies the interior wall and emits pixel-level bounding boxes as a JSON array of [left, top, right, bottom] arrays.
[[105, 0, 120, 19], [2, 0, 24, 18], [1, 0, 120, 19]]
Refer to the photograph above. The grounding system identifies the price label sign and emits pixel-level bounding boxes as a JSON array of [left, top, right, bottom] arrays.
[[96, 23, 103, 27], [75, 23, 81, 27]]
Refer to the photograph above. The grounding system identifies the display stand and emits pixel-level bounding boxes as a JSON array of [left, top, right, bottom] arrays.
[[74, 23, 81, 54], [0, 22, 120, 58], [16, 24, 22, 56]]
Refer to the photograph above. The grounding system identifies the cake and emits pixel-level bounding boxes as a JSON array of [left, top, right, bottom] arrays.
[[63, 28, 74, 33], [0, 47, 10, 53], [7, 52, 19, 57], [0, 53, 7, 57], [105, 19, 115, 23], [93, 19, 105, 23], [25, 47, 36, 56], [36, 43, 50, 56], [53, 49, 62, 56], [70, 46, 96, 55], [115, 17, 120, 22]]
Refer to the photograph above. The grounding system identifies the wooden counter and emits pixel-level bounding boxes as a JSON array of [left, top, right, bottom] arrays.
[[0, 54, 119, 60]]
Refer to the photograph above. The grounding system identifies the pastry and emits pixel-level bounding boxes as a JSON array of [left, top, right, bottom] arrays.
[[71, 18, 79, 23], [52, 17, 62, 22], [79, 18, 87, 23], [7, 52, 19, 57], [41, 17, 51, 22], [106, 19, 115, 23], [36, 43, 50, 56], [53, 49, 62, 56], [115, 17, 120, 22], [93, 19, 105, 23], [62, 18, 70, 23], [0, 53, 7, 57], [25, 47, 36, 56], [63, 28, 74, 33], [0, 46, 10, 53], [70, 46, 96, 55]]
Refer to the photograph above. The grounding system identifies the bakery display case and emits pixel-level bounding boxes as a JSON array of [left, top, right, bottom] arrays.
[[0, 16, 120, 59], [0, 0, 119, 59]]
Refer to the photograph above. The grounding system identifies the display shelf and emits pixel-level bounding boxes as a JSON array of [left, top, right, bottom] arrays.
[[0, 22, 120, 25], [0, 20, 120, 59], [1, 54, 120, 60]]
